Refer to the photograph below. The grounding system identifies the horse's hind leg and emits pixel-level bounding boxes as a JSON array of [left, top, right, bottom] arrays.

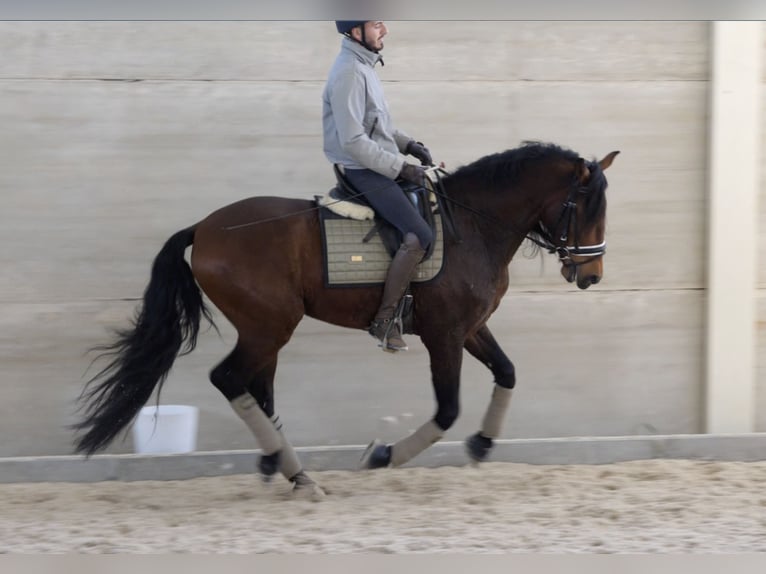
[[210, 345, 325, 499], [463, 324, 515, 463], [245, 358, 325, 499], [209, 348, 280, 471]]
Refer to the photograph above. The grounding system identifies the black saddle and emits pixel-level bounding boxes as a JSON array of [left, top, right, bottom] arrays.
[[330, 164, 438, 261]]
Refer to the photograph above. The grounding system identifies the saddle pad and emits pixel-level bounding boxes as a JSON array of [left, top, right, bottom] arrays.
[[320, 211, 444, 287]]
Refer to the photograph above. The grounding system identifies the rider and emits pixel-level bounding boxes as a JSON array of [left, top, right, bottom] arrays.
[[323, 20, 434, 352]]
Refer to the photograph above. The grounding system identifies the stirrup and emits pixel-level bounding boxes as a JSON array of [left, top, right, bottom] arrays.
[[368, 292, 412, 352], [368, 317, 407, 352]]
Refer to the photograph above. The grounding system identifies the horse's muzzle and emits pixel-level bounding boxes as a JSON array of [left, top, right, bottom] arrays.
[[561, 262, 601, 289], [561, 263, 577, 284], [576, 274, 601, 290]]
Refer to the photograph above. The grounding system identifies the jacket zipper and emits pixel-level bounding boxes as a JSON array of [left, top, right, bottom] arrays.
[[368, 116, 378, 138]]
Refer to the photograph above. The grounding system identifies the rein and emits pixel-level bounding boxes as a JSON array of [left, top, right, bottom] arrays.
[[428, 167, 606, 267], [222, 164, 606, 270]]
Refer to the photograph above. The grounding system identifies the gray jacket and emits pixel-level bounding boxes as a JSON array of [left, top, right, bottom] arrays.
[[322, 37, 412, 180]]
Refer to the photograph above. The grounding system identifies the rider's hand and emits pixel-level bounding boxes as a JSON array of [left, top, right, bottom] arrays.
[[406, 140, 434, 167], [399, 163, 427, 186]]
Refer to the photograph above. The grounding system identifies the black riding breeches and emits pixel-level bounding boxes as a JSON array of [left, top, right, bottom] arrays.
[[343, 168, 433, 250]]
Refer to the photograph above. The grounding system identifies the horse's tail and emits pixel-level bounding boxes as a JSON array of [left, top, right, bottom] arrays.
[[73, 226, 215, 456]]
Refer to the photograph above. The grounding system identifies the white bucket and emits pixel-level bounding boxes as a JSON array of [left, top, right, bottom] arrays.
[[132, 405, 199, 454]]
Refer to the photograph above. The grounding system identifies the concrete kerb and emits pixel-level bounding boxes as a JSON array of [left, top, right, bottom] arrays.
[[2, 433, 765, 483]]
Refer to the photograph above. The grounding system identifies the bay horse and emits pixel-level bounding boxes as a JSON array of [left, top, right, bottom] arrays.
[[74, 141, 619, 497]]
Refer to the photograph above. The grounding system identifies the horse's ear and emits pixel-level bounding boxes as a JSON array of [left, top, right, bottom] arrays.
[[575, 158, 590, 184], [598, 150, 620, 171]]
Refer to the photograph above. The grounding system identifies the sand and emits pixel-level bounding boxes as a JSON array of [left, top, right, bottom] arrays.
[[1, 459, 765, 553]]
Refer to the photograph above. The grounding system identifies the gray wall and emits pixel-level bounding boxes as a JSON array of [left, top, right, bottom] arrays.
[[0, 21, 761, 457]]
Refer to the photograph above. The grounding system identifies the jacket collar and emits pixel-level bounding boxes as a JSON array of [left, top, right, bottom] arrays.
[[341, 36, 382, 67]]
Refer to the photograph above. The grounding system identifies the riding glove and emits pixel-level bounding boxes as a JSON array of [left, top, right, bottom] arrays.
[[406, 140, 434, 167], [399, 163, 427, 186]]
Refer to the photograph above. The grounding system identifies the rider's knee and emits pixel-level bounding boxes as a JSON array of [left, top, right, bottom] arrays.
[[418, 227, 434, 250], [403, 230, 430, 253]]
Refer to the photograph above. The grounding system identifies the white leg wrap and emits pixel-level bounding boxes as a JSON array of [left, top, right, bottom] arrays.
[[230, 394, 281, 454], [277, 435, 302, 480], [270, 415, 302, 479], [390, 420, 444, 467], [480, 385, 513, 439]]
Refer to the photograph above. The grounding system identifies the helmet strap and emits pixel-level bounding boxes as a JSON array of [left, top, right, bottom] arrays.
[[360, 26, 374, 52], [353, 25, 384, 66]]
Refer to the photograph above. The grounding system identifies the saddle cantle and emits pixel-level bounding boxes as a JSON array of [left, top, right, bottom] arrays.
[[317, 186, 375, 221], [315, 165, 445, 288]]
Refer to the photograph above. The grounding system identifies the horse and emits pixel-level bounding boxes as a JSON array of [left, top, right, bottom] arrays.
[[73, 141, 619, 497]]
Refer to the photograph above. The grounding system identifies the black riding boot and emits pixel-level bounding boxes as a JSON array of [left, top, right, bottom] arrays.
[[369, 232, 426, 352]]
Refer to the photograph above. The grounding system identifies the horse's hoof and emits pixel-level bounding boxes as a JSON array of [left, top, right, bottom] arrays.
[[293, 483, 327, 502], [290, 471, 326, 502], [465, 432, 494, 464], [258, 451, 280, 482], [359, 439, 392, 469]]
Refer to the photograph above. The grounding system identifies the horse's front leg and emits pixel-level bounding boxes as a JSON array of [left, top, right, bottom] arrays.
[[463, 323, 515, 463], [361, 335, 463, 469]]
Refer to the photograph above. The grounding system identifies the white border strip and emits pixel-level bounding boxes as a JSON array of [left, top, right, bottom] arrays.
[[2, 434, 765, 483]]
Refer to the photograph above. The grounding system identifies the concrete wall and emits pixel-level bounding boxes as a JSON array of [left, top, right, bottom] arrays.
[[0, 21, 760, 457]]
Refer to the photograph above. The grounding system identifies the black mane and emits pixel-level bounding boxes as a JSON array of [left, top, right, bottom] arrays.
[[445, 140, 607, 228], [447, 141, 580, 190]]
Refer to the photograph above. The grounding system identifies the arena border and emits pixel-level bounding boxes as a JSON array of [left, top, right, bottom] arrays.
[[1, 433, 765, 483]]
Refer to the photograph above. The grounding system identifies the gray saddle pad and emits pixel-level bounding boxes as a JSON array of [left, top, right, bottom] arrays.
[[320, 213, 444, 287]]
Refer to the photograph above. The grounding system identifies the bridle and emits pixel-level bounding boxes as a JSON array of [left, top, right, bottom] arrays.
[[535, 170, 606, 269], [428, 165, 606, 268]]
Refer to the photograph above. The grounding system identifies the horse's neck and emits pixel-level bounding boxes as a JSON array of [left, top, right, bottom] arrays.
[[445, 178, 540, 267]]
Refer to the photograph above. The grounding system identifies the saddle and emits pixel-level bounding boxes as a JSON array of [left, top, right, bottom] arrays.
[[323, 164, 438, 261], [315, 165, 456, 334]]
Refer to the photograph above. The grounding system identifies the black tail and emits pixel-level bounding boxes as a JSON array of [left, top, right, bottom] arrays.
[[73, 226, 215, 456]]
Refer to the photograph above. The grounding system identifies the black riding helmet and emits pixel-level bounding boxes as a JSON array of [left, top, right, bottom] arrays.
[[335, 20, 382, 56], [335, 21, 367, 34]]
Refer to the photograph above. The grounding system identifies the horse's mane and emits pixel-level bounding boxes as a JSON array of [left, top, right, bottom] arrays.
[[447, 141, 580, 189], [445, 140, 607, 228]]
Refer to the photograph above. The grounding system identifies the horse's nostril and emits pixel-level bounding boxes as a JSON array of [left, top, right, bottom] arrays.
[[590, 275, 601, 285]]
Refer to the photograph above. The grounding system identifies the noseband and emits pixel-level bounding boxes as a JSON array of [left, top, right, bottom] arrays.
[[537, 172, 606, 268]]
